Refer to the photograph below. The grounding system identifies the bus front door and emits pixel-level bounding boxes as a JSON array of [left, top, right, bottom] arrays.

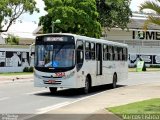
[[96, 43, 102, 75]]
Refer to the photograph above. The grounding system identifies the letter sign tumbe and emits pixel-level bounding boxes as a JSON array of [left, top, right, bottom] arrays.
[[146, 31, 154, 40], [138, 31, 145, 39], [133, 31, 160, 40], [156, 32, 160, 40]]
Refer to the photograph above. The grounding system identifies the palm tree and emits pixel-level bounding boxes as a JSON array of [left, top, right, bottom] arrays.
[[140, 0, 160, 30]]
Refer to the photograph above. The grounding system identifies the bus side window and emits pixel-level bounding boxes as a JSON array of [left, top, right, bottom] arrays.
[[118, 47, 123, 61], [91, 42, 95, 60], [114, 46, 118, 61], [76, 40, 84, 71], [112, 46, 115, 61], [103, 44, 108, 61], [108, 46, 112, 61], [122, 47, 127, 61], [126, 48, 128, 61], [119, 47, 123, 61], [85, 42, 91, 60]]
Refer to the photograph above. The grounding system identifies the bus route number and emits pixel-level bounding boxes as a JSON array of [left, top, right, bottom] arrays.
[[55, 72, 65, 77]]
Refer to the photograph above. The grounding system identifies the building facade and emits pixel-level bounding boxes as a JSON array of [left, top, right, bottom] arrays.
[[103, 13, 160, 67]]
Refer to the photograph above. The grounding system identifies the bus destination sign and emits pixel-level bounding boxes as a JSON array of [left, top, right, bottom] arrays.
[[44, 37, 64, 42]]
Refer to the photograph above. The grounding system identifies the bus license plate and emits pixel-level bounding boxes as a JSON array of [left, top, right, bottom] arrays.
[[48, 80, 55, 83], [44, 80, 56, 84]]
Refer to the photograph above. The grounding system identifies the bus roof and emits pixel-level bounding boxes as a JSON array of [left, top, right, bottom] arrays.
[[36, 33, 128, 47]]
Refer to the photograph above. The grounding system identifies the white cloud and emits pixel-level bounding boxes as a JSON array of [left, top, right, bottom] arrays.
[[8, 22, 38, 33], [19, 0, 155, 22], [3, 0, 47, 38], [35, 0, 47, 16], [5, 21, 38, 39], [130, 0, 157, 13], [19, 0, 47, 23], [130, 0, 148, 11], [5, 0, 157, 37], [1, 0, 47, 38]]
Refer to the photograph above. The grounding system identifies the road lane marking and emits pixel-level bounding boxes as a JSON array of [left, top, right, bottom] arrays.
[[36, 102, 70, 114], [21, 90, 119, 120], [0, 97, 9, 101], [25, 90, 48, 95], [68, 91, 108, 104], [35, 90, 109, 114]]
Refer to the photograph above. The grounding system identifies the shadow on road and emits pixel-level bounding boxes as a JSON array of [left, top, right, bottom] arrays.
[[34, 84, 126, 98]]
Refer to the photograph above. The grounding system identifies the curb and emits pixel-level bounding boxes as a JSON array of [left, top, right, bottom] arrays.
[[0, 75, 33, 83]]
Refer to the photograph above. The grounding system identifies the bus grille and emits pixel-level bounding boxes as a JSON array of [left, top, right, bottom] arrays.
[[43, 80, 61, 84]]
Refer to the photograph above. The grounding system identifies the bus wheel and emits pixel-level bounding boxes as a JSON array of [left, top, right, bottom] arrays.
[[83, 77, 90, 94], [49, 87, 57, 94], [112, 74, 117, 89]]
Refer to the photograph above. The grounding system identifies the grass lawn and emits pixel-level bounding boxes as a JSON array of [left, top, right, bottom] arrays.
[[0, 72, 33, 76], [108, 98, 160, 120], [129, 68, 160, 72]]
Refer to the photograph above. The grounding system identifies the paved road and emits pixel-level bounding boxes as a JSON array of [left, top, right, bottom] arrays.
[[0, 71, 159, 119], [0, 80, 111, 114], [119, 71, 160, 86], [0, 80, 85, 114]]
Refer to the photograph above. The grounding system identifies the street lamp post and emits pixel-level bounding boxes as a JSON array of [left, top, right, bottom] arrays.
[[52, 19, 61, 33]]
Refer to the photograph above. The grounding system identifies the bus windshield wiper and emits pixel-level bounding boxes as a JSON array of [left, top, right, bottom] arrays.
[[53, 44, 65, 60]]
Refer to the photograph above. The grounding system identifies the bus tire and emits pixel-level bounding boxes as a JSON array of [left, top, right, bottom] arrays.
[[83, 77, 90, 94], [49, 87, 57, 94], [112, 74, 117, 89]]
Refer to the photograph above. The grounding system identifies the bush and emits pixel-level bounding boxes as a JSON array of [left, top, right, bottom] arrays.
[[128, 65, 136, 68], [149, 65, 160, 68], [6, 35, 19, 45], [28, 67, 34, 72], [23, 67, 34, 72], [23, 67, 29, 72]]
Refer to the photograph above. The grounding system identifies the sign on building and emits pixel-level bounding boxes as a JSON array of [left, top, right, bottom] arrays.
[[0, 51, 31, 67]]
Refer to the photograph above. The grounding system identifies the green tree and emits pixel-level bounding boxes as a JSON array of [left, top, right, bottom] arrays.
[[0, 0, 39, 32], [140, 0, 160, 30], [6, 35, 19, 45], [39, 0, 101, 38], [96, 0, 132, 30]]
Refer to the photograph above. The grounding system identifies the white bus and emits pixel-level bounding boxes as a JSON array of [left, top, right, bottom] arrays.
[[34, 33, 128, 94]]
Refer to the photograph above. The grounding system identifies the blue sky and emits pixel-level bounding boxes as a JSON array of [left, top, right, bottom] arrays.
[[7, 0, 150, 35], [3, 0, 154, 39], [19, 0, 148, 23], [19, 0, 47, 24]]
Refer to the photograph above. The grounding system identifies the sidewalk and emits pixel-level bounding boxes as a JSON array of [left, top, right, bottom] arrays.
[[27, 82, 160, 120], [0, 74, 33, 83]]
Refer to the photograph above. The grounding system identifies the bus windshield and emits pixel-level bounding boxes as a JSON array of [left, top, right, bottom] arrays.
[[35, 44, 75, 68]]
